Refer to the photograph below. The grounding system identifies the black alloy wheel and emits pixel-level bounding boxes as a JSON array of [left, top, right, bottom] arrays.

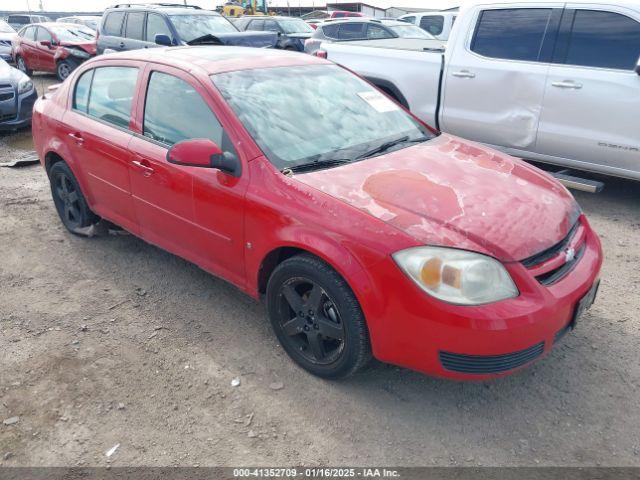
[[49, 161, 98, 233], [267, 254, 371, 378]]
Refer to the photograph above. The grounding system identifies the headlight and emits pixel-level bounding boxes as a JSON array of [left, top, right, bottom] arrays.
[[393, 246, 518, 305], [17, 77, 33, 94], [64, 47, 90, 59]]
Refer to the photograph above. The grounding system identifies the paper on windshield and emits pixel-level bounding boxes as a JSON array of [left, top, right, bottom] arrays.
[[357, 91, 400, 113]]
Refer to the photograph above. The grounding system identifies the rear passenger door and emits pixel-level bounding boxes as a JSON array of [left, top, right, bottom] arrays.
[[122, 11, 147, 50], [536, 5, 640, 176], [441, 5, 563, 152], [128, 66, 248, 285], [63, 64, 142, 234], [99, 11, 125, 53]]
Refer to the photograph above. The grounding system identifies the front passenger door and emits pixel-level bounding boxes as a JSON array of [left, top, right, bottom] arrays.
[[129, 67, 248, 285]]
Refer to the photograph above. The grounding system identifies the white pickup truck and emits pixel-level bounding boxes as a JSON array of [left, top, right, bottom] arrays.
[[321, 0, 640, 182]]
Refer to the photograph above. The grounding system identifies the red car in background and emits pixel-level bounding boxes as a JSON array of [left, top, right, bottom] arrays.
[[31, 47, 602, 380], [13, 22, 96, 81]]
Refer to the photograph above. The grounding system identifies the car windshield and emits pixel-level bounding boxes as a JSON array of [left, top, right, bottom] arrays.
[[212, 64, 434, 170], [279, 19, 314, 34], [0, 21, 15, 33], [170, 14, 237, 42], [389, 24, 434, 39], [82, 19, 99, 30], [49, 25, 95, 41]]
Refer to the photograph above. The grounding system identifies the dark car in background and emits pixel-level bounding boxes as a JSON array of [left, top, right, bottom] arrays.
[[96, 3, 278, 54], [0, 20, 17, 62], [7, 14, 50, 31], [0, 58, 37, 130], [235, 16, 315, 51], [304, 18, 434, 55], [13, 23, 96, 81]]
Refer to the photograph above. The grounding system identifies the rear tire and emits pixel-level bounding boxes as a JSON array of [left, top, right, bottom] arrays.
[[49, 162, 99, 234], [266, 254, 372, 379], [16, 56, 32, 76]]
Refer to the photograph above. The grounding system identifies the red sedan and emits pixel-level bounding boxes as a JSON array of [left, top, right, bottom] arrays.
[[31, 47, 603, 379], [13, 22, 95, 80]]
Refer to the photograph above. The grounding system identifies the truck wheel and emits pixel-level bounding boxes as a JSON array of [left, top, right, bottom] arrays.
[[56, 60, 76, 81], [49, 162, 99, 234], [16, 56, 32, 76], [266, 254, 372, 379]]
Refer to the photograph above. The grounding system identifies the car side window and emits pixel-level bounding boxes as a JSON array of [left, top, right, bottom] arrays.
[[471, 8, 553, 62], [125, 12, 145, 40], [263, 20, 280, 32], [103, 11, 125, 36], [23, 26, 36, 41], [248, 20, 263, 31], [338, 23, 366, 40], [403, 16, 416, 24], [146, 13, 172, 42], [36, 27, 52, 42], [321, 24, 339, 38], [367, 24, 393, 39], [562, 10, 640, 70], [73, 69, 94, 113], [86, 67, 138, 129], [143, 71, 224, 147], [420, 15, 444, 36]]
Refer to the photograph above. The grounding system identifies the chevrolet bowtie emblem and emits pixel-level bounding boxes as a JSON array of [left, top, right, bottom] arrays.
[[564, 247, 576, 263]]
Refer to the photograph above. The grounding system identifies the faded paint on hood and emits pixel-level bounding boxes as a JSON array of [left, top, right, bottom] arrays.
[[295, 134, 580, 262]]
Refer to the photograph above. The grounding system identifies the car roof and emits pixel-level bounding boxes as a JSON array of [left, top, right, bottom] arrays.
[[241, 16, 303, 20], [322, 18, 408, 26], [462, 0, 639, 9], [92, 45, 328, 75], [104, 4, 219, 14]]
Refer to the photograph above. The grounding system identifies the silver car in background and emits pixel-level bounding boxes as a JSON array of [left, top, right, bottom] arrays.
[[0, 20, 16, 63]]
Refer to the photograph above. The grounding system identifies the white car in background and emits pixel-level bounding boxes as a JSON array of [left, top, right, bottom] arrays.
[[320, 0, 640, 184], [398, 11, 457, 41]]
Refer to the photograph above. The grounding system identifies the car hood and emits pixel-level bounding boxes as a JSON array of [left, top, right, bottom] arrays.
[[188, 31, 278, 48], [60, 40, 97, 55], [0, 59, 23, 83], [294, 134, 580, 262]]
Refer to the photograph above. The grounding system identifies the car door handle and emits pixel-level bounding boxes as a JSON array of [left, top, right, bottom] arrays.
[[67, 132, 84, 146], [132, 159, 155, 176], [551, 80, 583, 89], [452, 70, 476, 78]]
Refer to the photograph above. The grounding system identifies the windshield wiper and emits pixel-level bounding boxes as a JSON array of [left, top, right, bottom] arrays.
[[356, 135, 428, 160], [285, 158, 351, 174]]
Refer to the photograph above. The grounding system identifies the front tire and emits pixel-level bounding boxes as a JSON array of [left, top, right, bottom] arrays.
[[266, 254, 372, 379], [49, 162, 98, 233], [56, 59, 76, 81]]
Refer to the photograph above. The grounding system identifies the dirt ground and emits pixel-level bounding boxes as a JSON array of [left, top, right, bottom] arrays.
[[0, 74, 639, 467]]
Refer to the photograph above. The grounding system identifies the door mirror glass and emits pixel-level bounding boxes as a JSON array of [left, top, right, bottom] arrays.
[[167, 138, 240, 177], [155, 33, 172, 46], [636, 56, 640, 75]]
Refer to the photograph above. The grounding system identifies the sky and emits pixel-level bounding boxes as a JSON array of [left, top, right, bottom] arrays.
[[0, 0, 460, 12]]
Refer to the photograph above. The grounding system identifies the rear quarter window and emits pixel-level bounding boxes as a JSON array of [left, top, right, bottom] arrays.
[[102, 11, 125, 36], [73, 69, 94, 113], [321, 24, 339, 38]]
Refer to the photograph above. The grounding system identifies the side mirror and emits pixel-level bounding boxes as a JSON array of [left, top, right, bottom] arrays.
[[635, 56, 640, 75], [166, 138, 241, 177], [39, 40, 51, 47], [155, 33, 172, 46]]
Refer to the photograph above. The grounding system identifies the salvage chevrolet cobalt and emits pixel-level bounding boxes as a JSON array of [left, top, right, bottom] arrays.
[[32, 47, 603, 379]]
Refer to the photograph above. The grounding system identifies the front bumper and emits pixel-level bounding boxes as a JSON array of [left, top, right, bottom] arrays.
[[362, 215, 603, 380], [0, 86, 37, 131]]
